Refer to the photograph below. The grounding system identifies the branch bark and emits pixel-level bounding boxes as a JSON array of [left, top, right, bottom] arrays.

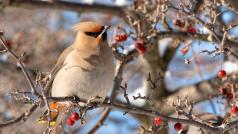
[[0, 104, 37, 128], [0, 36, 40, 97], [0, 0, 127, 18], [159, 81, 220, 114]]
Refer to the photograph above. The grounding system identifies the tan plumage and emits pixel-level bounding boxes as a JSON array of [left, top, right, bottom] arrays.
[[73, 21, 104, 33], [50, 21, 115, 102], [39, 22, 115, 124]]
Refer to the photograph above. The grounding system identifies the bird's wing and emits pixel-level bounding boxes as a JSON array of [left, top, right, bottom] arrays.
[[39, 46, 73, 123], [44, 46, 74, 95]]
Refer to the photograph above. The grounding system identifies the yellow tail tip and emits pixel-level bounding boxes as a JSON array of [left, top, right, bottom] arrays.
[[38, 119, 56, 126]]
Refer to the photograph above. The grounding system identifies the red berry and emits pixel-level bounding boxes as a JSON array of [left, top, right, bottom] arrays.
[[219, 87, 228, 95], [115, 34, 127, 42], [67, 118, 75, 126], [153, 117, 162, 126], [70, 112, 80, 121], [218, 70, 226, 78], [120, 34, 127, 40], [174, 122, 183, 131], [115, 35, 120, 41], [181, 47, 188, 55], [5, 40, 12, 49], [187, 26, 196, 34], [135, 42, 147, 54], [231, 106, 238, 113], [173, 19, 185, 27], [226, 93, 233, 99]]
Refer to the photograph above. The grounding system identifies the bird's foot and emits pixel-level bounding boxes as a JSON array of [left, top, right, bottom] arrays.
[[86, 96, 102, 106], [71, 96, 81, 104]]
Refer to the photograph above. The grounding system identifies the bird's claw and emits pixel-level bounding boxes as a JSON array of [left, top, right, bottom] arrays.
[[71, 96, 81, 104], [87, 96, 101, 106]]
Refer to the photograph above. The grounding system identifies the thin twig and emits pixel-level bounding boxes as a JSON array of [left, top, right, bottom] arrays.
[[121, 83, 131, 105], [0, 105, 37, 128], [0, 36, 41, 97], [86, 109, 111, 134]]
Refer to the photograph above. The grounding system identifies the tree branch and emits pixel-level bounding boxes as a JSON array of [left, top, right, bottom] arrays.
[[99, 102, 220, 133], [0, 0, 127, 18], [159, 81, 220, 114], [156, 31, 238, 58], [86, 108, 111, 134], [0, 104, 37, 128], [0, 36, 40, 97]]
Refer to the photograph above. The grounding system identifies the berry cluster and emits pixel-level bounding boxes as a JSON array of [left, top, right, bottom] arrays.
[[115, 34, 127, 42], [114, 33, 147, 54], [153, 117, 183, 132], [67, 112, 80, 126], [187, 26, 197, 34], [219, 87, 233, 99], [173, 19, 185, 28], [231, 106, 238, 114], [135, 40, 147, 54], [173, 19, 197, 34]]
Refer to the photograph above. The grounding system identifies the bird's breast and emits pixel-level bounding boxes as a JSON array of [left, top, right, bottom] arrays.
[[51, 48, 115, 102]]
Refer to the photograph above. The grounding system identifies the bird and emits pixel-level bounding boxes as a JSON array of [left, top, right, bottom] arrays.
[[38, 21, 115, 125]]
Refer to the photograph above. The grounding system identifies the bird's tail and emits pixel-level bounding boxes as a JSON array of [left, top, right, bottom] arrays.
[[38, 102, 66, 126]]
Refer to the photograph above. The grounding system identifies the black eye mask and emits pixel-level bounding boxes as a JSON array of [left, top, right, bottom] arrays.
[[85, 26, 105, 38], [85, 32, 101, 38]]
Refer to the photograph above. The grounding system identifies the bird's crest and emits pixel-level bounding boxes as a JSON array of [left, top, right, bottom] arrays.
[[72, 21, 104, 33]]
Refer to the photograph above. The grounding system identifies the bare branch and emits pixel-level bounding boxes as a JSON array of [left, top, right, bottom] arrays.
[[0, 36, 41, 97], [0, 0, 127, 18], [0, 105, 37, 128], [160, 81, 220, 114], [86, 108, 111, 134]]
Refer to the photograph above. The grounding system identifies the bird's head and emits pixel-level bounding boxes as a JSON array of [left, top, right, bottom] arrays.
[[73, 21, 110, 49]]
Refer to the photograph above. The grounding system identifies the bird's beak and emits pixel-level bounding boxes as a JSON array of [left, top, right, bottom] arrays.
[[104, 25, 110, 31], [98, 25, 110, 38]]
